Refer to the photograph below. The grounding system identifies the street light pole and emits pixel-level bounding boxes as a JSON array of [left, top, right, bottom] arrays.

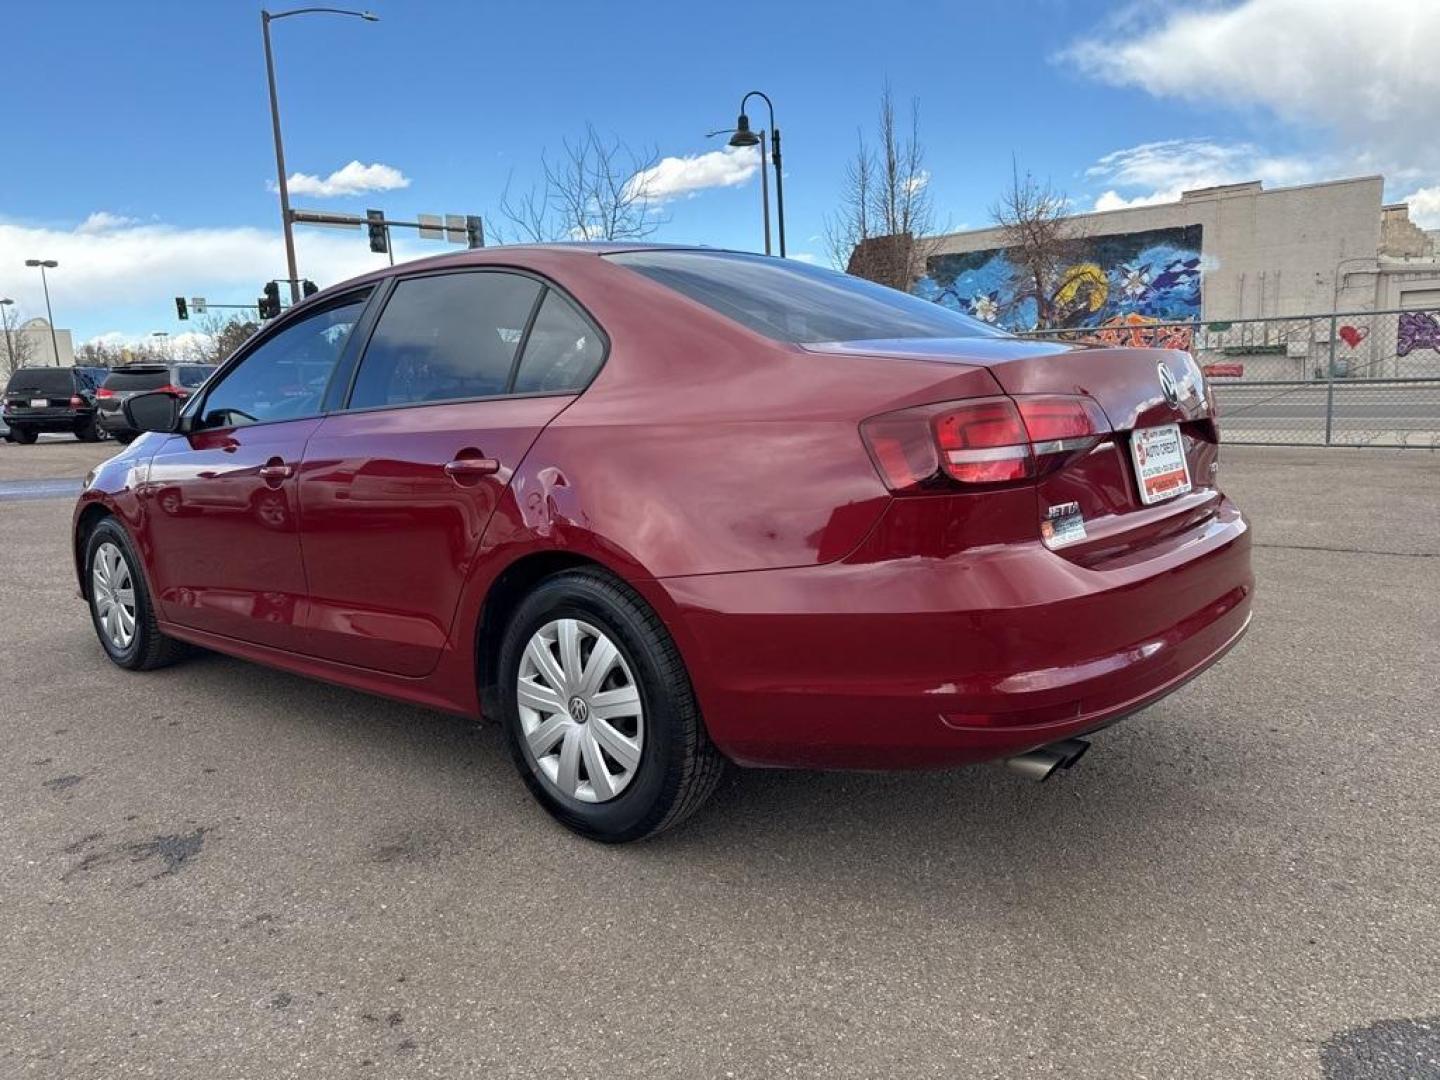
[[0, 299, 16, 372], [260, 7, 379, 305], [24, 259, 61, 365], [725, 91, 786, 257]]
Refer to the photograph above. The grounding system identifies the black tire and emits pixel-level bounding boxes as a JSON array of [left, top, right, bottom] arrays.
[[497, 568, 725, 843], [10, 426, 37, 444], [112, 431, 137, 445], [76, 417, 102, 442], [83, 517, 190, 671]]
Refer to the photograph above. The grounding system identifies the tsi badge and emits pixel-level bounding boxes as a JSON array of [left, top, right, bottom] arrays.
[[1041, 501, 1087, 549]]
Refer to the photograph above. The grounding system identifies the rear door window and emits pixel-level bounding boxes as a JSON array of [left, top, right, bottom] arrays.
[[511, 290, 605, 394], [176, 365, 215, 389], [347, 271, 542, 410]]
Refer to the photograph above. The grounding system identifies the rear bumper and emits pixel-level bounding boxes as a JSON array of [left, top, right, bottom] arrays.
[[660, 497, 1253, 769], [2, 410, 87, 431]]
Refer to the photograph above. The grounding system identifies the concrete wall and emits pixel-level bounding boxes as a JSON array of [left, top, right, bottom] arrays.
[[926, 176, 1393, 321]]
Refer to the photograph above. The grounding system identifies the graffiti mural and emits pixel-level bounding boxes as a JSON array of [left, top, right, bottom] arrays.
[[1089, 313, 1194, 351], [913, 225, 1204, 332], [1396, 311, 1440, 357]]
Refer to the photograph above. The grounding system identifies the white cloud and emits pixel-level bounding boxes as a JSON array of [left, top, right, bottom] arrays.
[[0, 213, 411, 336], [1086, 139, 1325, 210], [627, 145, 760, 202], [1402, 185, 1440, 230], [76, 211, 140, 234], [274, 160, 411, 198], [1061, 0, 1440, 174], [905, 170, 930, 195]]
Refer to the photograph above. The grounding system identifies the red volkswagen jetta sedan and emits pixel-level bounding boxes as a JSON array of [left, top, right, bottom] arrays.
[[74, 246, 1251, 841]]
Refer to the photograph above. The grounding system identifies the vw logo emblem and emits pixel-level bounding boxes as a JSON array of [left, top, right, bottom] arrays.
[[1157, 361, 1181, 406], [568, 696, 589, 723]]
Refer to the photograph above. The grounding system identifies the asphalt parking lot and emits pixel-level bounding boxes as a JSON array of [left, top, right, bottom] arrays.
[[2, 438, 1437, 1079]]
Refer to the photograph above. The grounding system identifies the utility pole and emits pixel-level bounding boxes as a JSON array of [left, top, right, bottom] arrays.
[[260, 7, 379, 305], [261, 10, 300, 306]]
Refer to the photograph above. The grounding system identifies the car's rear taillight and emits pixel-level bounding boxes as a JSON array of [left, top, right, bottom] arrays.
[[69, 395, 84, 407], [96, 387, 113, 399], [156, 384, 188, 397], [860, 395, 1111, 494]]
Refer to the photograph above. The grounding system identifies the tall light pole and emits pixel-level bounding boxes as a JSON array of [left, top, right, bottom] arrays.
[[727, 91, 785, 257], [0, 298, 16, 372], [708, 123, 770, 255], [261, 7, 378, 304], [23, 259, 61, 365]]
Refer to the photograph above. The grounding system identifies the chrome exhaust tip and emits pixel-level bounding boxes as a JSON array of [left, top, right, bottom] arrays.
[[1003, 738, 1090, 782]]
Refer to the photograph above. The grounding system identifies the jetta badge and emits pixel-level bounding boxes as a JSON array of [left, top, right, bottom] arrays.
[[1157, 362, 1181, 406]]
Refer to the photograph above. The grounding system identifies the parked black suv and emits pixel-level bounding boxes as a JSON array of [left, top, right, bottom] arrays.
[[2, 366, 106, 443], [96, 363, 215, 442]]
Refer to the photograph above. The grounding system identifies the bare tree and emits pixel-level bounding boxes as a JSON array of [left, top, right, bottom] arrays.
[[494, 125, 665, 244], [75, 339, 165, 367], [990, 160, 1084, 329], [182, 314, 259, 365], [826, 84, 936, 289], [1, 305, 37, 376], [824, 130, 874, 271]]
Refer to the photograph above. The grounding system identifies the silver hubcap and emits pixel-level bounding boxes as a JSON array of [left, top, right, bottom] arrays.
[[517, 618, 643, 803], [92, 541, 137, 650]]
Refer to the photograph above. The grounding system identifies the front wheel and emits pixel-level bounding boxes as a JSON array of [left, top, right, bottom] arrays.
[[85, 518, 190, 670], [497, 569, 725, 842]]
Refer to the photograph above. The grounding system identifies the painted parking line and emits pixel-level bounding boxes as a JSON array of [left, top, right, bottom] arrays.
[[0, 478, 83, 502]]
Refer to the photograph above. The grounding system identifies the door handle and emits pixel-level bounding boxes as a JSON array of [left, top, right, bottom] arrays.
[[258, 461, 294, 482], [444, 457, 501, 478]]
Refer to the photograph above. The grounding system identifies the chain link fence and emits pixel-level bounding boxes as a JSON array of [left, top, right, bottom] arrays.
[[1019, 308, 1440, 448]]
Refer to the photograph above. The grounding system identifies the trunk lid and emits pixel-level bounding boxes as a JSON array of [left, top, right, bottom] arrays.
[[805, 336, 1221, 566]]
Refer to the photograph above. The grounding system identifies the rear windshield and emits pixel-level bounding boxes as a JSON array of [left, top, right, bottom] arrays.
[[606, 249, 1006, 345], [177, 365, 215, 388], [103, 367, 170, 392], [5, 368, 75, 395]]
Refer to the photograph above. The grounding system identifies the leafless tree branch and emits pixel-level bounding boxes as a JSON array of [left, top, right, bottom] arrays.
[[990, 158, 1084, 329], [827, 83, 935, 290], [494, 125, 667, 244]]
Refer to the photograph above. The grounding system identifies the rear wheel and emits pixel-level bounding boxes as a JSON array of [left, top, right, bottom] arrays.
[[10, 426, 37, 444], [84, 518, 190, 670], [497, 569, 725, 842], [76, 418, 103, 442], [112, 431, 136, 445]]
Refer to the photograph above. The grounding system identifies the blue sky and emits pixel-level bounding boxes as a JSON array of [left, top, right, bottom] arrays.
[[3, 0, 1437, 346]]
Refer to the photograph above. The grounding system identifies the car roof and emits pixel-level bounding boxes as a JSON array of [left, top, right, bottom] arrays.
[[293, 242, 733, 306]]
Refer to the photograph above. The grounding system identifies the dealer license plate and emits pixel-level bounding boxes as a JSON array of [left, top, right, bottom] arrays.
[[1130, 424, 1192, 505], [30, 399, 48, 408]]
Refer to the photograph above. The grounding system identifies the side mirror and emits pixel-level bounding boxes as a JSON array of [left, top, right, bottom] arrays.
[[123, 390, 182, 434]]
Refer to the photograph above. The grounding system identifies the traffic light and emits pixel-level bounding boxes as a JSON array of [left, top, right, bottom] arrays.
[[259, 281, 281, 320], [175, 297, 189, 321], [466, 215, 485, 250], [366, 209, 388, 255], [302, 279, 318, 298]]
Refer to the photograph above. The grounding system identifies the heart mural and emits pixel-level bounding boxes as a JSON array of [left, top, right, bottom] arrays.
[[1338, 324, 1369, 348]]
